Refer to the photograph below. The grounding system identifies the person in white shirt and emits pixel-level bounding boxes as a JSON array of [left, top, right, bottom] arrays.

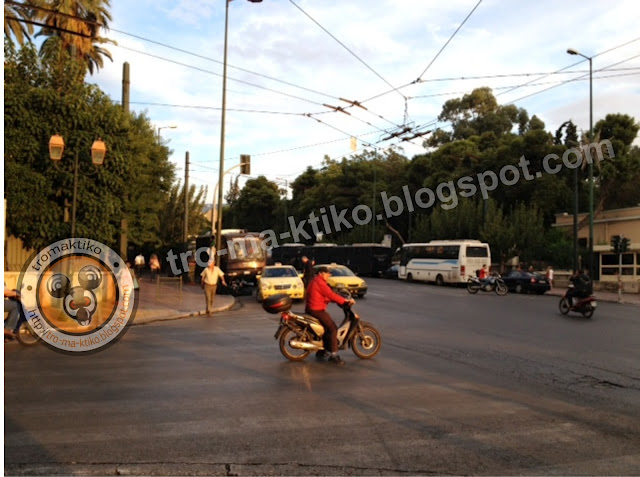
[[200, 261, 227, 315], [134, 254, 145, 278]]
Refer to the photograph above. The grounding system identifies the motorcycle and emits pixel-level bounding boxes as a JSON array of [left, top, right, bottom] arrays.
[[264, 293, 381, 362], [467, 275, 508, 296], [559, 287, 597, 318]]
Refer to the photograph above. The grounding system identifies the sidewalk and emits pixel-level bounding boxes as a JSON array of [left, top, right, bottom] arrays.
[[131, 279, 236, 326], [545, 286, 640, 306]]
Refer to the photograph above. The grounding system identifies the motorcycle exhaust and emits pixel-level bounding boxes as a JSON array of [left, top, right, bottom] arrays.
[[289, 340, 318, 350]]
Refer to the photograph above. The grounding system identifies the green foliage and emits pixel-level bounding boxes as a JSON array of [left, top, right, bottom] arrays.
[[159, 183, 209, 246], [4, 41, 175, 251], [227, 176, 280, 232]]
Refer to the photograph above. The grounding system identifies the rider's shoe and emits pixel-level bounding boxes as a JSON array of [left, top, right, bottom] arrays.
[[315, 350, 329, 359], [328, 355, 345, 366]]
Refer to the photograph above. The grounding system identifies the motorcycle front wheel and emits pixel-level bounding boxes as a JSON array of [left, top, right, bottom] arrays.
[[278, 328, 311, 361], [467, 281, 480, 294], [559, 298, 570, 315], [495, 281, 508, 296], [582, 303, 594, 319], [16, 321, 40, 346], [351, 322, 381, 359]]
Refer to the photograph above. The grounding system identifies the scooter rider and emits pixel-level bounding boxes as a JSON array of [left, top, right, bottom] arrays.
[[567, 269, 592, 305], [305, 266, 355, 365]]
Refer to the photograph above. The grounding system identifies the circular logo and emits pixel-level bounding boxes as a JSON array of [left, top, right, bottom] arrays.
[[18, 238, 138, 354]]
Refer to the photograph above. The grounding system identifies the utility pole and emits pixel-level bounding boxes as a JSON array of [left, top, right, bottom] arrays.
[[184, 152, 189, 243], [120, 62, 130, 260]]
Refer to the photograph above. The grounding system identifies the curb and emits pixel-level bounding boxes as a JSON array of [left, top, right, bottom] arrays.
[[129, 298, 237, 326]]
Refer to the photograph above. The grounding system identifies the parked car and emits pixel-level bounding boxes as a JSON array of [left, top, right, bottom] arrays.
[[314, 263, 368, 298], [502, 270, 551, 294], [256, 264, 305, 302], [382, 264, 399, 279]]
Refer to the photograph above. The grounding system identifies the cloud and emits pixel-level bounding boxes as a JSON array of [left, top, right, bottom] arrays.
[[92, 0, 640, 200]]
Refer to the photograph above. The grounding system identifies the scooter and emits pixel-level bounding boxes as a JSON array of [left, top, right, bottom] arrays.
[[559, 287, 597, 318], [467, 275, 508, 295], [264, 293, 381, 362]]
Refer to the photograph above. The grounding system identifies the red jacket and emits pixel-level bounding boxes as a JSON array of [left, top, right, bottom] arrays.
[[305, 274, 348, 311]]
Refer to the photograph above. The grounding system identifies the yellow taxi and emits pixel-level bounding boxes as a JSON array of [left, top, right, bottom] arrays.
[[314, 263, 368, 298], [256, 264, 305, 302]]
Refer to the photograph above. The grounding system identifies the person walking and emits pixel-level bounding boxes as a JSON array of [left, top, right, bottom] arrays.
[[134, 253, 145, 278], [200, 261, 227, 315]]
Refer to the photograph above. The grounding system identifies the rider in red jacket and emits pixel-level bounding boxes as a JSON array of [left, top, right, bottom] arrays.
[[305, 266, 355, 365]]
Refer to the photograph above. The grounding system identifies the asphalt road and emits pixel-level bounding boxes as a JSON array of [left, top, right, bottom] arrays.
[[4, 278, 640, 476]]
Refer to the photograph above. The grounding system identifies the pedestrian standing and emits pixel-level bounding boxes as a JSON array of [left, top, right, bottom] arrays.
[[301, 255, 315, 288], [546, 266, 554, 289], [200, 261, 227, 315]]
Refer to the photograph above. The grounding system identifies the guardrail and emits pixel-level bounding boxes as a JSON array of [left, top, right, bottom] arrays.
[[156, 276, 183, 292]]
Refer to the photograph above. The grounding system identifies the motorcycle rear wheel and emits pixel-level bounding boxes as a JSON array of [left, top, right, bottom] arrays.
[[467, 281, 480, 294], [15, 321, 40, 346], [279, 328, 311, 361], [351, 322, 381, 359], [582, 303, 594, 319], [559, 298, 570, 315]]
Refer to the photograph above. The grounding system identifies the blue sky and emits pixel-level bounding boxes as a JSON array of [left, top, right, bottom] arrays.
[[89, 0, 640, 204]]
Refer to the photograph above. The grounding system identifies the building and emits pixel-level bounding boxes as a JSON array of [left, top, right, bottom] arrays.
[[553, 205, 640, 290]]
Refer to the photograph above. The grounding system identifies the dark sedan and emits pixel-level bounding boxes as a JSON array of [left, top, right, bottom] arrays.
[[502, 270, 551, 294], [382, 264, 399, 279]]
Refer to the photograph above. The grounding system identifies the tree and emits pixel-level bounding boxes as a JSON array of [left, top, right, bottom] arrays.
[[230, 176, 280, 233], [427, 87, 526, 147], [159, 183, 209, 246], [591, 114, 640, 211], [4, 0, 35, 45], [4, 41, 175, 250], [35, 0, 116, 75]]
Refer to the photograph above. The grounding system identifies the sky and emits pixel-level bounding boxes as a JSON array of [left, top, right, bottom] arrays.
[[90, 0, 640, 204]]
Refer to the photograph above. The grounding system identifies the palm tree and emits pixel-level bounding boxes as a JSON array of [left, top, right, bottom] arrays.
[[4, 0, 36, 45], [35, 0, 116, 75]]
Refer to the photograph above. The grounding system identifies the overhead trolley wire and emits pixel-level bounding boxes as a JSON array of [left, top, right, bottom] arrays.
[[288, 0, 407, 101]]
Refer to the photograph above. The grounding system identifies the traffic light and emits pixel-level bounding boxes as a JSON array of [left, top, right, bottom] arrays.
[[240, 154, 250, 175], [611, 235, 621, 254], [620, 236, 630, 253]]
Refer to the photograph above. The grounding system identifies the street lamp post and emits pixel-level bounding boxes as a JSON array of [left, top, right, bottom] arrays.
[[215, 0, 262, 266], [157, 125, 177, 139], [49, 134, 107, 237], [567, 48, 594, 278]]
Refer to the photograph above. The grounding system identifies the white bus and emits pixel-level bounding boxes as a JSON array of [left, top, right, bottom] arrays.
[[398, 240, 491, 285]]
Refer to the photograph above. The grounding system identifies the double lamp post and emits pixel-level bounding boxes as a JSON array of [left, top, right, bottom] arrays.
[[49, 134, 107, 238]]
